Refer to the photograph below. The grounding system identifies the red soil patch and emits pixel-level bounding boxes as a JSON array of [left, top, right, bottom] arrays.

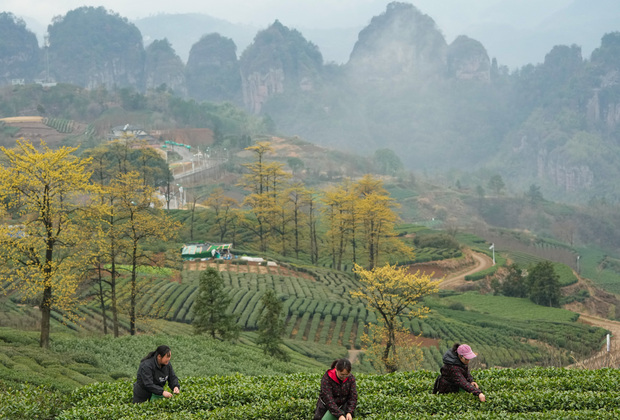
[[415, 336, 441, 349], [406, 263, 448, 280], [183, 259, 315, 281]]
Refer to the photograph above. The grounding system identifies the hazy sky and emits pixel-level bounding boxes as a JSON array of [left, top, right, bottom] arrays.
[[6, 0, 610, 68], [6, 0, 571, 34]]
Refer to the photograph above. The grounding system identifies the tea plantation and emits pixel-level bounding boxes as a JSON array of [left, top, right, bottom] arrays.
[[1, 262, 609, 371], [3, 368, 620, 419], [0, 250, 613, 419]]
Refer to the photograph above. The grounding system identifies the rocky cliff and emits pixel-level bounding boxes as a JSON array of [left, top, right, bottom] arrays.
[[239, 20, 323, 113], [447, 36, 490, 82], [0, 13, 40, 84], [537, 149, 594, 193], [346, 2, 447, 83], [144, 39, 187, 97], [47, 7, 145, 90], [185, 33, 242, 104]]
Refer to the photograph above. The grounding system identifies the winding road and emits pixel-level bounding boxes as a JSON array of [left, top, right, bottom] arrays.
[[569, 313, 619, 368], [440, 251, 494, 289], [347, 249, 618, 368]]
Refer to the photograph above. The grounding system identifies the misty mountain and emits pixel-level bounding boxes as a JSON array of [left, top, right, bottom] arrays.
[[134, 13, 258, 64], [186, 33, 242, 104], [466, 0, 620, 68], [133, 12, 359, 66], [129, 0, 620, 69], [0, 13, 40, 82], [144, 39, 187, 97], [47, 7, 145, 89], [2, 2, 620, 204]]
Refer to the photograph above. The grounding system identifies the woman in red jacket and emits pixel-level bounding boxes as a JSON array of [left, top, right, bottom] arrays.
[[313, 358, 357, 420], [433, 343, 486, 402]]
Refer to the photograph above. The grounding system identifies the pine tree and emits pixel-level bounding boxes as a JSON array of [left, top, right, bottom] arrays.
[[256, 289, 289, 360], [192, 268, 240, 340], [496, 264, 528, 298], [527, 261, 561, 307]]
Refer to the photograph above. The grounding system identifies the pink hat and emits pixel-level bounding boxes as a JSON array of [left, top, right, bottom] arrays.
[[457, 344, 477, 360]]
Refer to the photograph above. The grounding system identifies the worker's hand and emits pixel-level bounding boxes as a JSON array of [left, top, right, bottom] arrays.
[[163, 391, 173, 398], [173, 387, 180, 394], [471, 381, 479, 389], [346, 413, 353, 420], [478, 393, 486, 402], [338, 416, 346, 420]]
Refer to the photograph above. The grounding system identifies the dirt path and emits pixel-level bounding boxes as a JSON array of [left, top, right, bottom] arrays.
[[347, 349, 362, 364], [439, 251, 494, 289], [569, 313, 619, 368]]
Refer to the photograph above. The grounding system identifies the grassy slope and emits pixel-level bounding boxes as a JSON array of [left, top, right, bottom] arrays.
[[442, 292, 579, 322], [0, 326, 342, 393]]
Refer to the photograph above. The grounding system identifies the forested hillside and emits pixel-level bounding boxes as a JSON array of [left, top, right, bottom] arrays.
[[2, 3, 620, 419], [2, 4, 620, 203], [2, 4, 620, 202], [1, 92, 620, 419]]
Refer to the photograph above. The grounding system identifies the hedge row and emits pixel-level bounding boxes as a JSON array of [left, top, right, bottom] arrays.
[[4, 368, 619, 419]]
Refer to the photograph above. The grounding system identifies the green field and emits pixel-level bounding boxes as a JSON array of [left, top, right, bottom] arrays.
[[443, 292, 579, 322], [576, 246, 620, 295], [3, 368, 620, 419], [0, 260, 608, 375], [0, 327, 340, 393]]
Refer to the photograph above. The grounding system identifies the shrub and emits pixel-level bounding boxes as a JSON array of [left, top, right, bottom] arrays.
[[414, 234, 460, 250], [448, 302, 465, 311]]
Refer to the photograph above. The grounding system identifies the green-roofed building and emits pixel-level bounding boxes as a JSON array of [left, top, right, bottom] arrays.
[[181, 243, 232, 260]]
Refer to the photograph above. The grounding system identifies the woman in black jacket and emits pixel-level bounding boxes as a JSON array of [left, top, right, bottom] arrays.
[[433, 343, 485, 402], [313, 358, 357, 420], [133, 345, 180, 403]]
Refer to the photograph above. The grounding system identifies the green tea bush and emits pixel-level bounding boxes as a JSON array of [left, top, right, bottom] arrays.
[[9, 368, 614, 420], [0, 382, 68, 419]]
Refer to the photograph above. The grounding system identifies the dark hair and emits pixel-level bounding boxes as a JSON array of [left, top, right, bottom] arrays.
[[451, 343, 461, 353], [331, 358, 352, 372], [142, 345, 171, 362]]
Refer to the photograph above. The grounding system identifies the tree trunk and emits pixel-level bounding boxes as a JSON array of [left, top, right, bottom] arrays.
[[294, 207, 300, 259], [130, 242, 138, 336], [368, 220, 376, 269], [40, 232, 54, 348], [109, 253, 120, 337], [97, 266, 108, 335], [311, 220, 318, 264], [190, 199, 196, 241], [111, 270, 119, 337], [382, 318, 398, 373], [39, 286, 52, 348]]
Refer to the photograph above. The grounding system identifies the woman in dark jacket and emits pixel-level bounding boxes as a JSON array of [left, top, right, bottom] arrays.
[[313, 358, 357, 420], [133, 345, 180, 403], [433, 343, 486, 402]]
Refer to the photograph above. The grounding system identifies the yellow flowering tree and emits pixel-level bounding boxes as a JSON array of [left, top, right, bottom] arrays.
[[361, 321, 425, 374], [111, 171, 179, 335], [353, 174, 412, 269], [351, 263, 439, 372], [238, 142, 291, 252], [0, 140, 95, 348]]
